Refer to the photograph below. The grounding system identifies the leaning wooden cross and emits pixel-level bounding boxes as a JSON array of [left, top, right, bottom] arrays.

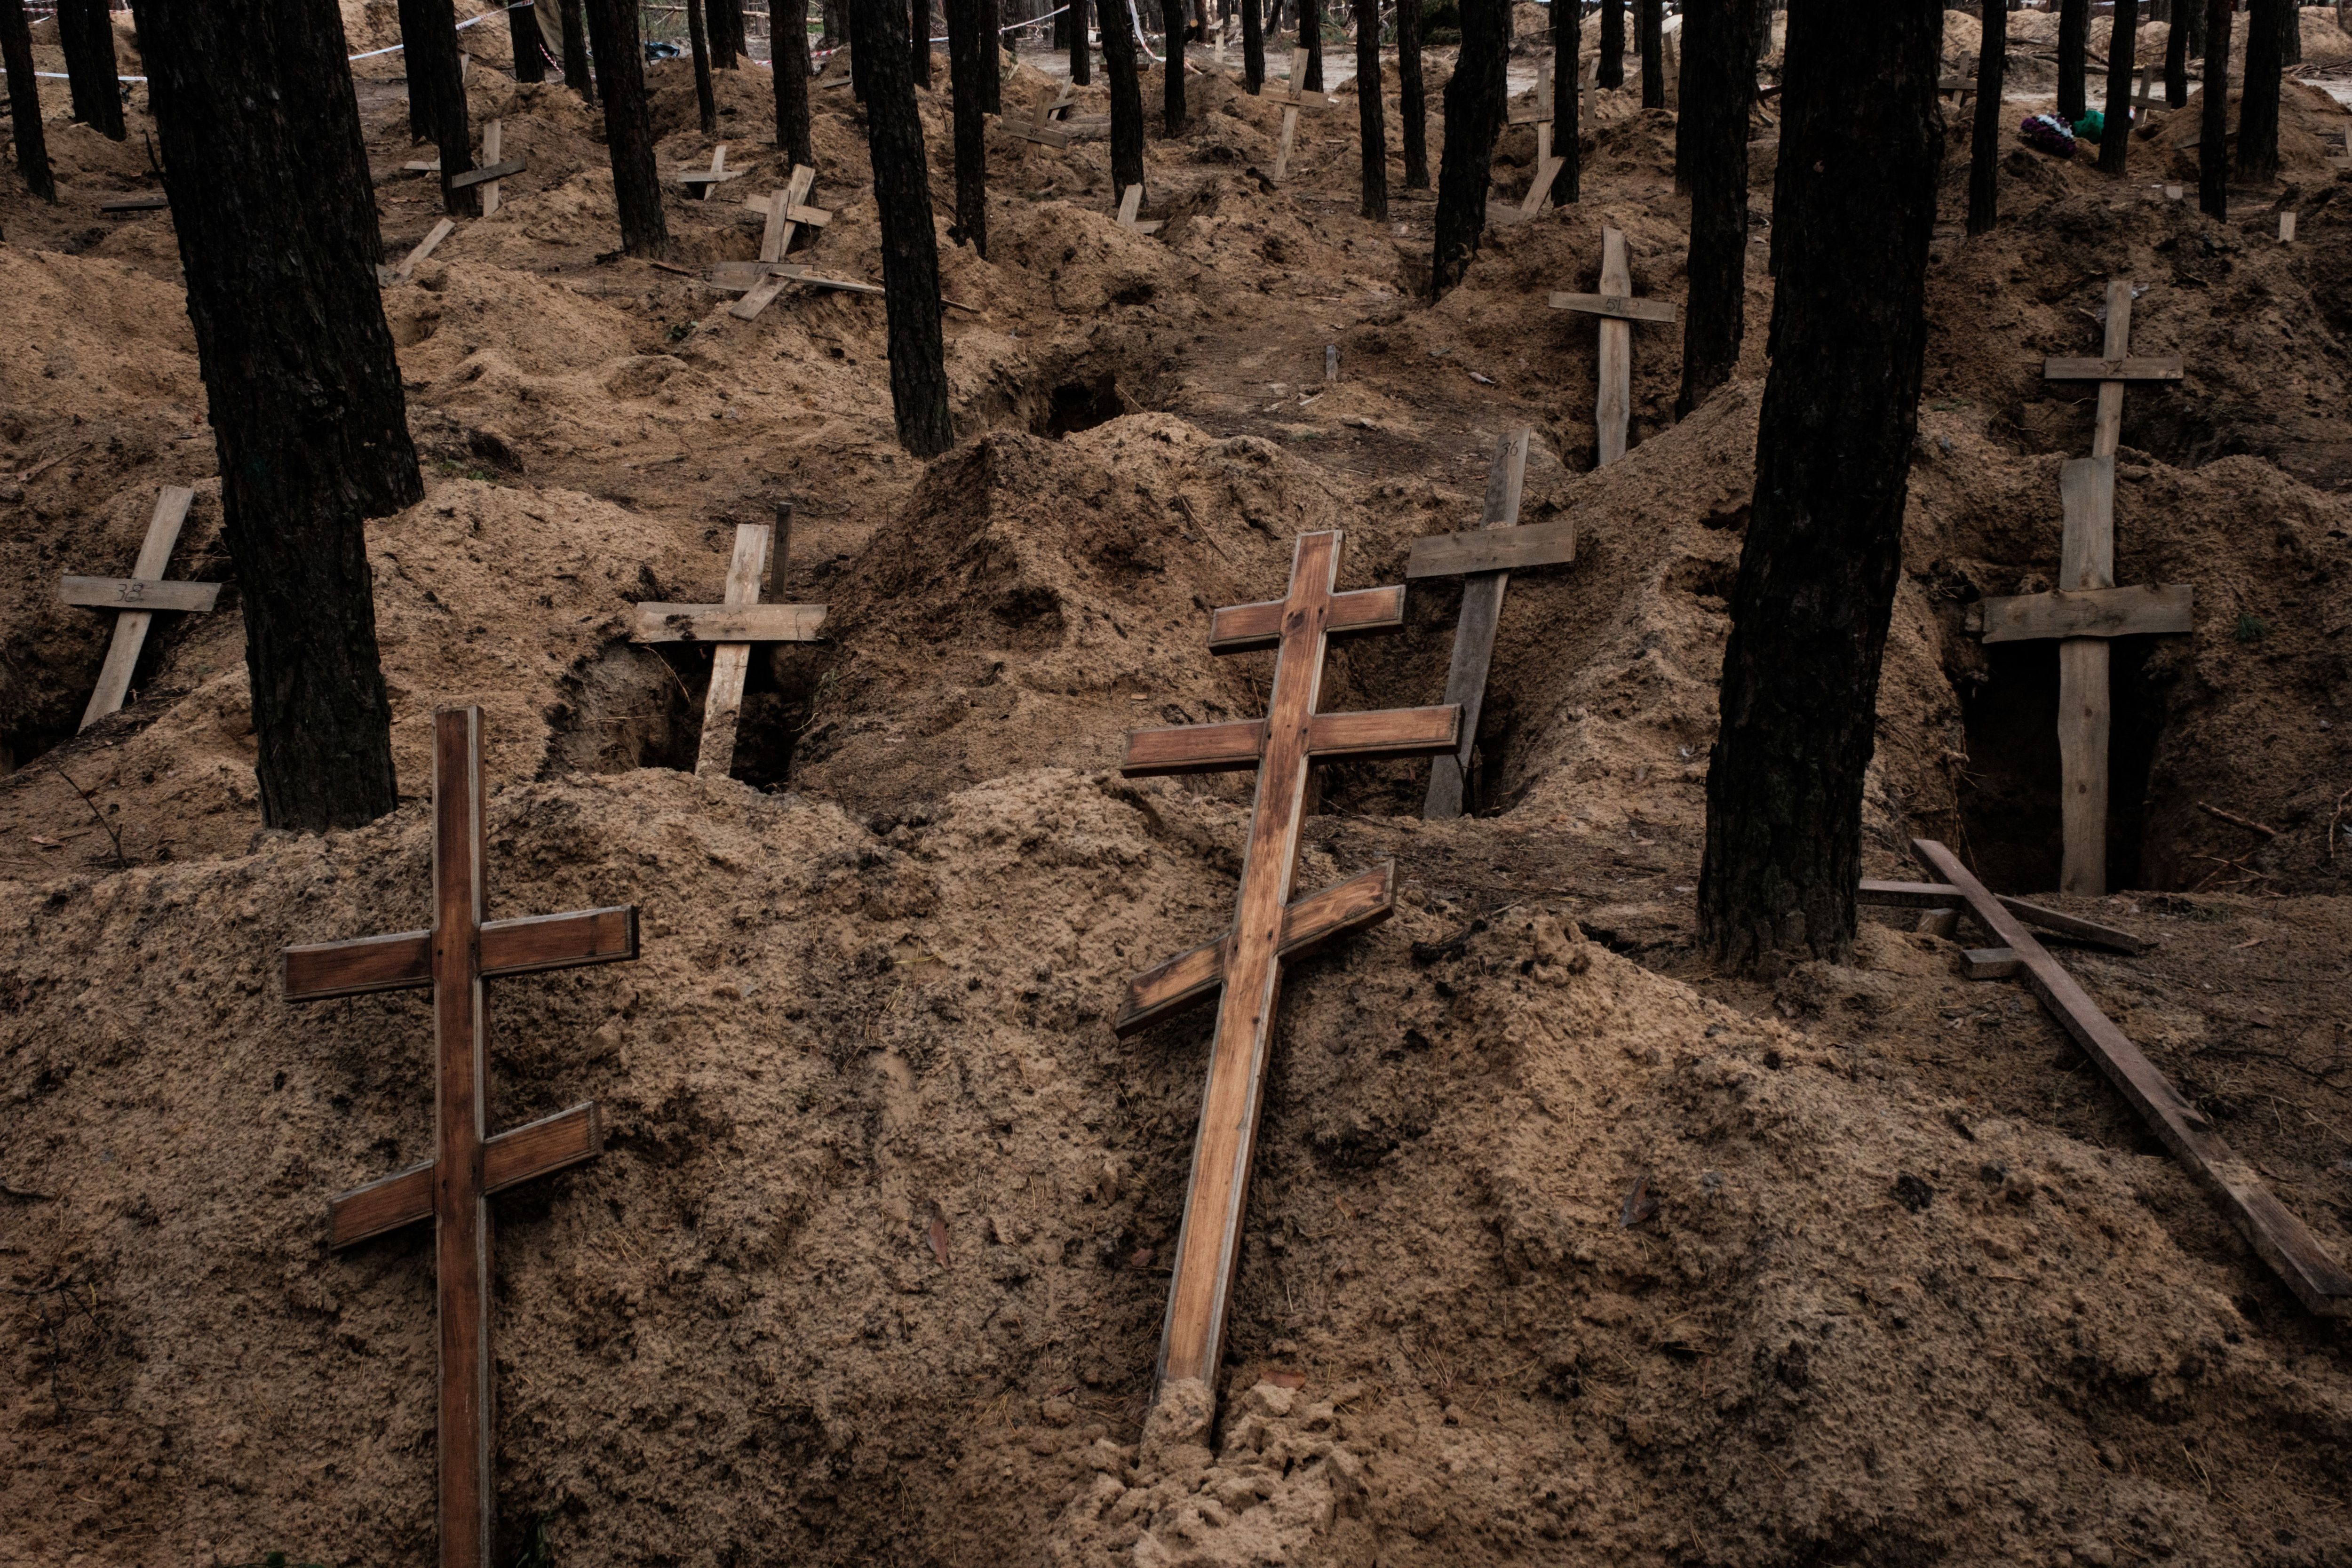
[[1117, 530, 1462, 1437], [726, 165, 832, 320], [1270, 46, 1337, 182], [633, 512, 827, 776], [1115, 183, 1165, 235], [677, 142, 744, 198], [60, 485, 219, 731], [1988, 277, 2188, 895], [1865, 840, 2351, 1317], [1548, 226, 1677, 466], [1510, 50, 1565, 220], [403, 119, 524, 212], [381, 218, 456, 286], [282, 707, 641, 1568], [1409, 430, 1577, 818], [1000, 83, 1077, 148]]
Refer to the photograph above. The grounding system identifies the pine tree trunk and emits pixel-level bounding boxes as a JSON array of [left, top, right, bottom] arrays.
[[948, 0, 989, 253], [690, 0, 720, 132], [1241, 0, 1262, 91], [139, 0, 415, 833], [509, 0, 548, 80], [1164, 0, 1187, 132], [560, 0, 598, 102], [1967, 0, 2004, 231], [2163, 0, 2188, 103], [57, 0, 124, 140], [583, 0, 675, 254], [776, 0, 816, 161], [1073, 0, 1094, 82], [1303, 0, 1322, 88], [850, 0, 954, 454], [2280, 0, 2302, 65], [1056, 0, 1071, 49], [3, 0, 55, 201], [398, 0, 435, 139], [1431, 0, 1505, 298], [823, 0, 842, 46], [707, 0, 741, 65], [1699, 0, 1943, 974], [2098, 0, 2134, 174], [1103, 0, 1146, 191], [1599, 0, 1623, 87], [1676, 0, 1755, 416], [1353, 0, 1386, 216], [2185, 0, 2205, 59], [916, 0, 937, 90], [1637, 0, 1662, 107], [2056, 0, 2087, 120], [1398, 0, 1428, 183], [2199, 0, 2231, 216], [1548, 0, 1578, 204], [2238, 0, 2286, 184], [407, 0, 480, 216], [980, 0, 1001, 108]]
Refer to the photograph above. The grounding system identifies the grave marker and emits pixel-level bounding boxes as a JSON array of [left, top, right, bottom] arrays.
[[1000, 83, 1077, 147], [676, 142, 744, 197], [1510, 50, 1565, 220], [632, 515, 828, 776], [1406, 430, 1578, 819], [1115, 182, 1165, 234], [1118, 531, 1462, 1434], [727, 165, 830, 320], [282, 707, 641, 1568], [380, 217, 456, 286], [60, 485, 219, 731], [1270, 45, 1337, 182], [1548, 226, 1677, 465]]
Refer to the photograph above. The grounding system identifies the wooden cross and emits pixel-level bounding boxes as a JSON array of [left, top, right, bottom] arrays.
[[707, 260, 884, 298], [1988, 278, 2187, 895], [1547, 226, 1677, 466], [1117, 531, 1462, 1431], [632, 512, 828, 777], [400, 119, 523, 214], [1270, 46, 1337, 182], [60, 485, 220, 731], [1000, 83, 1077, 147], [281, 707, 641, 1568], [1863, 841, 2351, 1318], [727, 165, 832, 320], [1510, 51, 1566, 220], [1115, 182, 1165, 235], [1938, 54, 1977, 107], [380, 218, 456, 287], [676, 142, 744, 198], [1406, 431, 1577, 819]]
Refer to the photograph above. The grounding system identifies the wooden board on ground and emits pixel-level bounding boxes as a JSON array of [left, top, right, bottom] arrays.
[[380, 218, 455, 286], [99, 194, 168, 213], [729, 164, 823, 321], [677, 143, 742, 196], [62, 486, 216, 731], [1548, 227, 1673, 466], [1115, 183, 1165, 235], [708, 260, 884, 297], [999, 83, 1075, 147]]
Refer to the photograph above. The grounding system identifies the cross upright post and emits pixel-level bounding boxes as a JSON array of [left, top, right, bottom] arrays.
[[60, 485, 221, 730], [1118, 530, 1461, 1439], [281, 707, 641, 1568], [1547, 227, 1677, 465], [727, 165, 831, 320], [1508, 50, 1564, 219]]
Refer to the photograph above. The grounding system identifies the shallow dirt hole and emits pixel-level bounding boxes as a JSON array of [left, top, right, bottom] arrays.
[[1035, 372, 1134, 438]]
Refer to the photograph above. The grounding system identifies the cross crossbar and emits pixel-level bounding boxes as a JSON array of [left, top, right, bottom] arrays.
[[59, 575, 220, 613], [1978, 582, 2192, 643], [448, 158, 524, 191], [634, 516, 829, 775], [380, 218, 455, 286], [1115, 862, 1394, 1035], [66, 486, 215, 731], [729, 165, 822, 321], [1546, 228, 1663, 464]]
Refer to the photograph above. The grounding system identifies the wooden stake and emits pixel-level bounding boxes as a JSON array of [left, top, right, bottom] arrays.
[[728, 164, 822, 320], [479, 119, 504, 216], [1115, 181, 1165, 233], [65, 486, 217, 731], [633, 522, 829, 777], [283, 707, 641, 1568], [380, 218, 456, 286], [1547, 227, 1674, 465], [1271, 45, 1337, 182]]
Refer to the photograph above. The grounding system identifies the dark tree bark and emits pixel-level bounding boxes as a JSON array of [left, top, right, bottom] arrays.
[[509, 0, 548, 80], [1599, 0, 1623, 87], [979, 0, 1000, 108], [1102, 0, 1146, 191], [1676, 0, 1756, 417], [1430, 0, 1505, 298], [706, 0, 742, 65], [1637, 0, 1662, 107], [1967, 0, 2003, 231], [849, 0, 954, 455], [823, 0, 842, 47], [2163, 0, 2188, 105], [689, 0, 720, 132], [2098, 0, 2135, 174], [397, 0, 434, 139], [775, 0, 815, 160], [947, 0, 988, 253], [1353, 0, 1385, 216], [2199, 0, 2231, 216], [138, 0, 416, 832], [2056, 0, 2086, 120], [406, 0, 480, 216], [1240, 0, 1262, 90], [1398, 0, 1428, 184], [2279, 0, 2301, 66], [58, 0, 125, 140], [2185, 0, 2205, 61], [1699, 0, 1943, 974], [2239, 0, 2286, 183], [913, 0, 933, 90], [1303, 0, 1322, 88], [582, 0, 674, 254], [1547, 0, 1578, 205], [1056, 0, 1071, 48], [1164, 0, 1187, 132], [3, 0, 55, 201], [559, 0, 597, 102], [1073, 0, 1093, 82]]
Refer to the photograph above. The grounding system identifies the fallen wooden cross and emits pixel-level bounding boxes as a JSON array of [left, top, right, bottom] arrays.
[[283, 706, 642, 1568], [98, 193, 168, 213], [707, 260, 884, 296], [633, 511, 827, 776], [1115, 183, 1165, 235], [1270, 45, 1338, 183], [727, 165, 830, 320], [676, 142, 744, 198], [1409, 430, 1577, 819], [999, 83, 1076, 148], [1510, 50, 1564, 220], [380, 217, 456, 286], [2130, 57, 2160, 114], [1856, 876, 2149, 954], [1118, 530, 1461, 1440], [1548, 226, 1676, 466], [1938, 54, 1977, 107], [60, 485, 219, 731], [1884, 839, 2352, 1318]]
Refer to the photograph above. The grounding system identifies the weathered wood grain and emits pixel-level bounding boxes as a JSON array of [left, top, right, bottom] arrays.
[[59, 575, 219, 613], [1115, 862, 1395, 1035], [629, 601, 827, 643], [1979, 582, 2191, 643], [1208, 584, 1403, 652], [76, 486, 198, 731]]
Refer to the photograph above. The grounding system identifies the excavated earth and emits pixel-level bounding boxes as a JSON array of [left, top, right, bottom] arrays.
[[3, 4, 2351, 1566]]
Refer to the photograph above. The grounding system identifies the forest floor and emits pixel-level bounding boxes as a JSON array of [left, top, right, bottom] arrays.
[[3, 4, 2352, 1566]]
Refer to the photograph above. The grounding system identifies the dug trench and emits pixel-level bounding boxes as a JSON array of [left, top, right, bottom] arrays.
[[4, 4, 2352, 1566]]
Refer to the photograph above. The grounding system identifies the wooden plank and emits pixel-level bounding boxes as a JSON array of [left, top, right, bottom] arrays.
[[1596, 228, 1633, 465], [1855, 878, 1961, 908], [288, 907, 639, 999], [379, 217, 455, 286], [284, 930, 433, 1000], [328, 1103, 601, 1246], [1508, 48, 1554, 122], [78, 486, 196, 731], [1855, 878, 2150, 953], [447, 157, 524, 190], [2091, 278, 2132, 460], [1547, 290, 1679, 324], [1424, 431, 1530, 820], [478, 119, 502, 216], [696, 523, 771, 777], [1123, 717, 1267, 776], [1275, 104, 1300, 181], [1208, 583, 1403, 652], [629, 602, 827, 643], [1963, 947, 2023, 979], [2058, 455, 2114, 593], [1910, 838, 2352, 1318], [730, 166, 817, 322], [1307, 704, 1461, 760], [2042, 356, 2184, 382], [98, 194, 168, 212], [59, 575, 220, 613], [1405, 517, 1576, 579], [1115, 862, 1395, 1035], [2058, 453, 2114, 897], [1980, 582, 2192, 643]]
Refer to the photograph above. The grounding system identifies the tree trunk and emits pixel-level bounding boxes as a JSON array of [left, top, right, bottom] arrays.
[[1241, 0, 1263, 90], [1599, 0, 1623, 87], [850, 0, 954, 455], [2239, 0, 2285, 184], [1353, 0, 1386, 216], [707, 0, 742, 66], [2098, 0, 2135, 175], [57, 0, 124, 140], [916, 0, 936, 91], [1430, 0, 1505, 298], [2163, 0, 2188, 105], [1165, 0, 1187, 132], [398, 0, 435, 139], [1967, 0, 2004, 231], [408, 0, 480, 216], [560, 0, 598, 102], [776, 0, 816, 161], [1699, 0, 1942, 975], [2199, 0, 2231, 215], [1676, 0, 1756, 416], [980, 0, 1000, 108], [1398, 0, 1427, 184], [689, 0, 719, 132], [138, 0, 415, 833], [509, 0, 548, 81], [948, 0, 988, 253], [1303, 0, 1322, 88], [1638, 0, 1662, 107], [2279, 0, 2302, 66], [2185, 0, 2205, 60], [1548, 0, 1578, 204], [2056, 0, 2086, 120], [583, 0, 675, 254], [1073, 0, 1094, 82], [3, 0, 56, 201], [1103, 0, 1146, 191]]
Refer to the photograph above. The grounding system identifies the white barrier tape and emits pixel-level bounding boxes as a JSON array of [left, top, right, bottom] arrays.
[[351, 0, 536, 62]]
